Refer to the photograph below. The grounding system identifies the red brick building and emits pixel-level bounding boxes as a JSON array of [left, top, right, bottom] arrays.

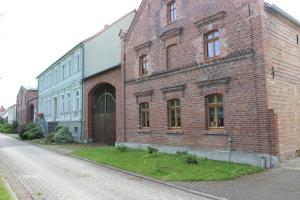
[[119, 0, 300, 167], [16, 86, 38, 130], [82, 11, 135, 144]]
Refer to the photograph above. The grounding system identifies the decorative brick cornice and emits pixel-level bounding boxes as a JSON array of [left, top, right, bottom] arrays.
[[196, 77, 231, 89], [125, 49, 254, 85], [194, 11, 226, 28], [160, 27, 184, 41], [134, 41, 152, 52], [160, 84, 186, 100], [134, 90, 154, 103]]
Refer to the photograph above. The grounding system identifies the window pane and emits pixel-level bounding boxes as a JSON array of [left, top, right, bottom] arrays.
[[218, 107, 224, 127], [209, 107, 216, 127], [207, 42, 214, 58], [217, 95, 223, 103], [142, 112, 146, 127], [177, 110, 181, 127], [215, 40, 221, 56], [207, 33, 213, 40], [175, 99, 180, 107], [146, 111, 150, 127], [171, 110, 176, 127], [208, 95, 215, 104], [214, 31, 219, 38], [170, 100, 175, 107]]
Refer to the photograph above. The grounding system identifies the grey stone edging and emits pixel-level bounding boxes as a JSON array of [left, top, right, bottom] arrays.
[[28, 141, 228, 200], [1, 175, 19, 200]]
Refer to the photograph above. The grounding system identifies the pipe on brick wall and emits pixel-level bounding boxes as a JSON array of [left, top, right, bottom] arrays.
[[80, 45, 84, 143]]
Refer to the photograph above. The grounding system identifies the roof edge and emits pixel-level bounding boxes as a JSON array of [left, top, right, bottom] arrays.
[[36, 43, 83, 79], [265, 3, 300, 28], [81, 9, 136, 43]]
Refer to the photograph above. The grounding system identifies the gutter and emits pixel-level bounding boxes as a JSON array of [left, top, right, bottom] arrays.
[[265, 3, 300, 28]]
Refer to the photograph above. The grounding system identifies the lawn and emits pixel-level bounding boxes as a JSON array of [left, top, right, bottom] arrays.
[[72, 147, 263, 181], [0, 177, 12, 200]]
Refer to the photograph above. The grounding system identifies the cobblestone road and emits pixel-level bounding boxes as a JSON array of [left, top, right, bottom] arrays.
[[0, 134, 212, 200]]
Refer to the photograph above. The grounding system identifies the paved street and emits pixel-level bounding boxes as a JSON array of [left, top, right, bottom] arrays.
[[0, 134, 213, 200], [175, 159, 300, 200]]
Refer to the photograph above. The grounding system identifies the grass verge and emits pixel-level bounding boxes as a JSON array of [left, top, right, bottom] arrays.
[[0, 177, 12, 200], [72, 147, 263, 182]]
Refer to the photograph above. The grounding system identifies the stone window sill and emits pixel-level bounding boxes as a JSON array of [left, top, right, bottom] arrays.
[[203, 129, 227, 136], [164, 129, 184, 135], [137, 128, 151, 134]]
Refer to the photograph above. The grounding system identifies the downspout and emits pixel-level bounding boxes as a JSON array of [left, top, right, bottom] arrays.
[[122, 39, 127, 142], [80, 44, 85, 143]]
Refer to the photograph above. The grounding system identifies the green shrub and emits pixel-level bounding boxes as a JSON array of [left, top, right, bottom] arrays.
[[0, 117, 5, 124], [45, 132, 55, 143], [20, 123, 42, 140], [53, 127, 73, 144], [184, 154, 198, 165], [116, 145, 128, 152], [55, 125, 64, 132], [0, 123, 14, 134], [12, 120, 18, 131]]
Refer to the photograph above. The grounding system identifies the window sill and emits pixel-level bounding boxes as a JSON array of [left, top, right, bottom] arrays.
[[164, 129, 183, 135], [137, 128, 151, 134], [204, 56, 222, 63], [203, 129, 227, 136]]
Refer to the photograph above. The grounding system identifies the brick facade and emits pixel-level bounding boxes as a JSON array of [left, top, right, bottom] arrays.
[[83, 66, 123, 142], [16, 86, 38, 130], [120, 0, 300, 164], [263, 6, 300, 158]]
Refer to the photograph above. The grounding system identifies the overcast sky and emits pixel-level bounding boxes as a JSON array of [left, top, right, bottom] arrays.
[[0, 0, 299, 108]]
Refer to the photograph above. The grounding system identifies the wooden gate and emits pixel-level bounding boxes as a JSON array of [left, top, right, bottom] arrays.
[[92, 86, 116, 145]]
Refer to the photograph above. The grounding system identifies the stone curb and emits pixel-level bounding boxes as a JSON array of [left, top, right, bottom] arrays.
[[28, 141, 228, 200], [1, 175, 18, 200]]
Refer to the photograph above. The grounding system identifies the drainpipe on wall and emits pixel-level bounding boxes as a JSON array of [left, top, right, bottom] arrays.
[[121, 35, 127, 143], [80, 44, 85, 143]]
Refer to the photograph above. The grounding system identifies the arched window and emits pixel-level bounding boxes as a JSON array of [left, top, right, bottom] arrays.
[[168, 99, 181, 128], [205, 31, 220, 59], [139, 102, 150, 128], [166, 44, 179, 69], [206, 94, 224, 129], [139, 55, 149, 76]]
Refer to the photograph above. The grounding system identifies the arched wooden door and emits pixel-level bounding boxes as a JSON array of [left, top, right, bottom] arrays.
[[92, 84, 116, 145], [29, 104, 35, 122]]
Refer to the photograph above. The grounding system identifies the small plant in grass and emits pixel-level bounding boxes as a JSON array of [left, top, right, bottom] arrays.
[[147, 146, 158, 154], [184, 153, 198, 165], [176, 151, 189, 156], [147, 146, 159, 158], [116, 145, 128, 152]]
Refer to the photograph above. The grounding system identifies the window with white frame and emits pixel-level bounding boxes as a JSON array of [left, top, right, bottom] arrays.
[[67, 93, 71, 112], [62, 64, 65, 79], [76, 55, 80, 72], [75, 91, 80, 110], [61, 95, 65, 113], [55, 69, 58, 83], [67, 60, 71, 77]]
